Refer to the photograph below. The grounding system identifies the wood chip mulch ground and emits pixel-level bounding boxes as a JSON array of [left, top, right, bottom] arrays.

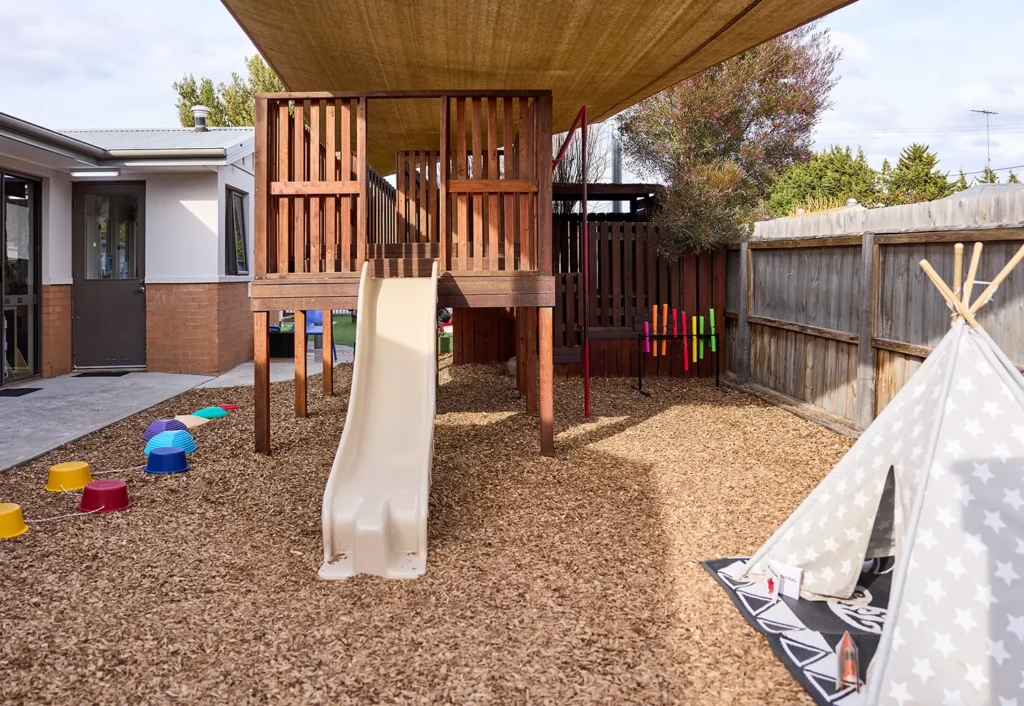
[[0, 358, 851, 705]]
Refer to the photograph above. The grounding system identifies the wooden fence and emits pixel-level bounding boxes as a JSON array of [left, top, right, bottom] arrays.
[[455, 217, 728, 378], [725, 229, 1024, 430]]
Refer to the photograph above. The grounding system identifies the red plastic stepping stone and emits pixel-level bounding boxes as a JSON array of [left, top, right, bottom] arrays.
[[77, 479, 132, 513]]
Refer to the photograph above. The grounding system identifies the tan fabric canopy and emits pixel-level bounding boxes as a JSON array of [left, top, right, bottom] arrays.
[[222, 0, 853, 171]]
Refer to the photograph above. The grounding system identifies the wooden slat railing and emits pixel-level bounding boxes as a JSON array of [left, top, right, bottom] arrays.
[[254, 91, 551, 279]]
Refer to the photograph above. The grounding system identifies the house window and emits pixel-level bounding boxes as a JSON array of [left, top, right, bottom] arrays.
[[226, 188, 248, 275]]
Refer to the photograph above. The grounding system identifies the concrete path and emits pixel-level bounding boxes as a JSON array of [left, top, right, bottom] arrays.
[[200, 346, 354, 389], [0, 372, 212, 471]]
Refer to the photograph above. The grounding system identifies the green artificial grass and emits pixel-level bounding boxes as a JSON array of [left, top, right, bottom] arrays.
[[331, 315, 357, 348]]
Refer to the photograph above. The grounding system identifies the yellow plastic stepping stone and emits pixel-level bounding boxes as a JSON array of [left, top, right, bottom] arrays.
[[0, 503, 28, 539], [174, 414, 210, 429], [45, 461, 92, 492]]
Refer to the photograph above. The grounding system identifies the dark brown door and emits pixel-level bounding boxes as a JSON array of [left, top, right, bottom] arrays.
[[72, 182, 146, 368]]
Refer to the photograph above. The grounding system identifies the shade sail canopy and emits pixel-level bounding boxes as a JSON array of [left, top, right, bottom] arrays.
[[222, 0, 853, 170]]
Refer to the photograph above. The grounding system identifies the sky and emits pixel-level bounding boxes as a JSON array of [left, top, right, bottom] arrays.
[[2, 0, 1023, 180]]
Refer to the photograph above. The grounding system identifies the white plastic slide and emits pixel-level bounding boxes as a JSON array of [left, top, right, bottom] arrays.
[[319, 261, 438, 580]]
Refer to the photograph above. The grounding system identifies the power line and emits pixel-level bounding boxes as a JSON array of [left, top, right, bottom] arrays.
[[963, 163, 1024, 176]]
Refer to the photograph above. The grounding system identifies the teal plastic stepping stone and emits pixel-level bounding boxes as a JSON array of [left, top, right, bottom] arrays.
[[193, 406, 228, 419], [144, 430, 198, 456]]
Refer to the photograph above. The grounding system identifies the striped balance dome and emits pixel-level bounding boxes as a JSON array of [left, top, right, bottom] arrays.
[[143, 429, 197, 456]]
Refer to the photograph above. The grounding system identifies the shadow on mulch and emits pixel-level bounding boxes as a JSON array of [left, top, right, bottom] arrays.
[[0, 359, 846, 704]]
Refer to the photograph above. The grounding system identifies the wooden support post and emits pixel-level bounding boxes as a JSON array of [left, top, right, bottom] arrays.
[[254, 97, 268, 279], [254, 311, 270, 454], [856, 233, 876, 430], [294, 309, 308, 417], [526, 307, 538, 415], [323, 309, 334, 396], [516, 307, 527, 396], [736, 242, 751, 384], [539, 306, 554, 456], [356, 98, 368, 268]]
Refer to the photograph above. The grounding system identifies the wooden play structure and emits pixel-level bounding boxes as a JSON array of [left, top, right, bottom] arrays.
[[250, 91, 557, 454], [227, 0, 857, 457]]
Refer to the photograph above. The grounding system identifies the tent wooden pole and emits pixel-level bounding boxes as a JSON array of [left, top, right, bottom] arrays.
[[967, 242, 1024, 315], [920, 259, 981, 328], [951, 243, 964, 321], [963, 242, 983, 309], [952, 243, 964, 298]]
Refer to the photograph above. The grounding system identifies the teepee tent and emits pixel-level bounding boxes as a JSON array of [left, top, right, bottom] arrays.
[[729, 243, 1024, 705]]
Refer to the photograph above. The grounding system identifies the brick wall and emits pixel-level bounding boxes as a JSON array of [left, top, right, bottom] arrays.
[[41, 284, 72, 378], [146, 282, 253, 375]]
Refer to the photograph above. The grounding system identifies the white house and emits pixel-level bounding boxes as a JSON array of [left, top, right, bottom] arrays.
[[0, 107, 255, 386]]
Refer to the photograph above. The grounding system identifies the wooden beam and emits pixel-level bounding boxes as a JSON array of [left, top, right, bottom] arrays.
[[871, 337, 932, 359], [271, 181, 361, 195], [447, 179, 537, 194], [536, 94, 554, 274], [876, 229, 1024, 245], [735, 242, 751, 384], [539, 306, 554, 456], [749, 236, 863, 249], [254, 311, 270, 454], [439, 97, 450, 272], [526, 307, 538, 415], [855, 233, 875, 430], [294, 309, 308, 417], [259, 90, 552, 100], [254, 97, 268, 278], [356, 97, 368, 267], [323, 309, 334, 397], [747, 314, 859, 345]]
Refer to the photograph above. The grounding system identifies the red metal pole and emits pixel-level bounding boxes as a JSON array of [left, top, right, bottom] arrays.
[[581, 106, 590, 419], [551, 105, 591, 419]]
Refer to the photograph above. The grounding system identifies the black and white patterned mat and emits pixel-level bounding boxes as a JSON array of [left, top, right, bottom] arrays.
[[702, 557, 894, 706]]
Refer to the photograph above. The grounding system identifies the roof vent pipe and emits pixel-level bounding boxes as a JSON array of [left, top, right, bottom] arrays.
[[192, 105, 210, 133]]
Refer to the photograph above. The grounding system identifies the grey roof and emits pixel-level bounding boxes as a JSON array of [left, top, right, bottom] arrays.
[[942, 183, 1024, 200], [59, 127, 253, 151]]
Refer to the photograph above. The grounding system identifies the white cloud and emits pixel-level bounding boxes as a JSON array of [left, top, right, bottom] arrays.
[[815, 0, 1024, 177], [0, 0, 256, 129]]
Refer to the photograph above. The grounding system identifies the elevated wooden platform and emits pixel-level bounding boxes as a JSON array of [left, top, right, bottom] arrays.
[[251, 270, 555, 311], [251, 90, 556, 458]]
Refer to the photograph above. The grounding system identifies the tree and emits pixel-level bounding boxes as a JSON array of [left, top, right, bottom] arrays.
[[618, 23, 840, 254], [221, 55, 286, 126], [173, 55, 283, 127], [882, 143, 955, 205], [767, 146, 879, 217], [172, 75, 227, 127], [976, 166, 999, 184], [551, 124, 611, 215], [952, 170, 969, 192], [1009, 170, 1021, 184]]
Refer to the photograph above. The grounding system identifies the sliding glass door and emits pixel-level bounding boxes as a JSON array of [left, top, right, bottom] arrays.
[[2, 172, 40, 386]]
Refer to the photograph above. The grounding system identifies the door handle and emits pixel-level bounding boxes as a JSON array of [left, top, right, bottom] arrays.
[[136, 279, 146, 294]]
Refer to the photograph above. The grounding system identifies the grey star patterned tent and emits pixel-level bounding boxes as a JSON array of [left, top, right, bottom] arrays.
[[736, 243, 1024, 706]]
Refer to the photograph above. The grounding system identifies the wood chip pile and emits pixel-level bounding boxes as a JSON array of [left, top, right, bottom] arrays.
[[0, 358, 851, 704]]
